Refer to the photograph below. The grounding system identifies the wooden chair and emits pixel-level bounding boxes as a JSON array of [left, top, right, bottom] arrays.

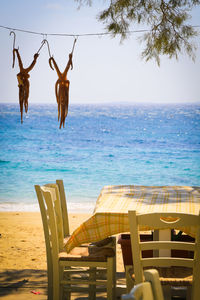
[[127, 210, 200, 300], [35, 183, 116, 300], [35, 180, 69, 300], [121, 269, 164, 300], [35, 180, 115, 299]]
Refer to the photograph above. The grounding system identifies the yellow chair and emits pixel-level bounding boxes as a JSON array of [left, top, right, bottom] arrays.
[[122, 269, 164, 300], [35, 180, 69, 300], [35, 183, 116, 300], [127, 210, 200, 300]]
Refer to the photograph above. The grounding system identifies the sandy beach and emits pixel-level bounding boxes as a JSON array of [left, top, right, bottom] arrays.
[[0, 212, 125, 299]]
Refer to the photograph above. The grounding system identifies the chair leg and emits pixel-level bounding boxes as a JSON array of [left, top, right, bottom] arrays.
[[47, 257, 53, 300], [59, 266, 70, 300], [89, 267, 96, 299], [47, 270, 53, 300], [125, 265, 134, 293], [162, 285, 171, 300], [62, 267, 71, 300], [186, 286, 192, 300], [112, 256, 116, 300], [107, 257, 114, 300], [53, 278, 60, 300]]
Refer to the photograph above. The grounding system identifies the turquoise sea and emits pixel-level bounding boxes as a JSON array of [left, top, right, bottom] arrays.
[[0, 103, 200, 212]]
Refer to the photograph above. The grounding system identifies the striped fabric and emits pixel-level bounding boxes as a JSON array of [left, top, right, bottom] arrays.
[[65, 185, 200, 253]]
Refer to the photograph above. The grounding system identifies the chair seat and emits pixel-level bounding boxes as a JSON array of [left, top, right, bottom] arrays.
[[158, 266, 193, 286], [130, 266, 193, 286], [63, 236, 116, 259], [59, 246, 115, 262]]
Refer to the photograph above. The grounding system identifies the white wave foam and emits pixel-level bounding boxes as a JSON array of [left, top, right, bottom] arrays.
[[0, 202, 40, 212], [0, 201, 94, 213]]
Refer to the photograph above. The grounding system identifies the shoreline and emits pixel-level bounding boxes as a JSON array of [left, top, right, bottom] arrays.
[[0, 201, 95, 214]]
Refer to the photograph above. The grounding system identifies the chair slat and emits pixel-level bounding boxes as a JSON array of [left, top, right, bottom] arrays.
[[140, 241, 195, 251], [141, 257, 193, 268]]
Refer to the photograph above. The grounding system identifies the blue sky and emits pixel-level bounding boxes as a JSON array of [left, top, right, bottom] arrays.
[[0, 0, 200, 104]]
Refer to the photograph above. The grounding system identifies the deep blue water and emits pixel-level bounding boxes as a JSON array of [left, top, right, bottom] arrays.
[[0, 103, 200, 212]]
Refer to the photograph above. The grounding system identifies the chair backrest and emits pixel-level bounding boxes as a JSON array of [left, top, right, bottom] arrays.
[[35, 186, 61, 275], [128, 210, 200, 299], [56, 179, 70, 236], [44, 179, 70, 236], [35, 184, 63, 300], [35, 184, 65, 251]]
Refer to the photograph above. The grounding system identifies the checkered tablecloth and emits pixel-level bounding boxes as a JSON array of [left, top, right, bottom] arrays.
[[65, 185, 200, 253]]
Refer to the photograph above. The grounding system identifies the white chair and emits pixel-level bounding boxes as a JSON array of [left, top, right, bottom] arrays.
[[35, 183, 116, 300], [122, 281, 153, 300], [122, 269, 164, 300], [127, 210, 200, 300], [143, 269, 164, 300]]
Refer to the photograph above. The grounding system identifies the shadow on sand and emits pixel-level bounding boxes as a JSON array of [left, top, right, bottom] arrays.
[[0, 269, 47, 298], [0, 269, 126, 299]]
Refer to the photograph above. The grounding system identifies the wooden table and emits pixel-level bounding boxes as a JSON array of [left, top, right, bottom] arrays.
[[65, 185, 200, 253]]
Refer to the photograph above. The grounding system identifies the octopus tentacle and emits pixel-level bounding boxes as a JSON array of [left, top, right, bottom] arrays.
[[49, 57, 61, 77], [55, 80, 60, 121], [49, 57, 55, 71], [25, 53, 39, 73], [12, 49, 16, 68], [63, 53, 73, 78], [19, 86, 24, 123], [14, 49, 23, 70], [65, 80, 70, 118], [55, 80, 60, 104], [58, 85, 65, 129], [23, 81, 29, 113]]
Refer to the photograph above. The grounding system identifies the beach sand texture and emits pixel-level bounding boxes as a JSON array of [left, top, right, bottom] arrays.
[[0, 212, 125, 299]]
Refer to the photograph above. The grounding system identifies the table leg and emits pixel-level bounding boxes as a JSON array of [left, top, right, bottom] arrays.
[[153, 229, 171, 257]]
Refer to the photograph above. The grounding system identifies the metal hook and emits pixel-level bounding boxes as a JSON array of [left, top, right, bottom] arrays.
[[43, 39, 52, 58], [10, 31, 17, 68], [10, 31, 16, 50]]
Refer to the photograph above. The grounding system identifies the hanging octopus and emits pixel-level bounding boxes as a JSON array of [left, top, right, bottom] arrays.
[[49, 53, 73, 128], [48, 39, 76, 129], [10, 31, 44, 123], [13, 48, 39, 123]]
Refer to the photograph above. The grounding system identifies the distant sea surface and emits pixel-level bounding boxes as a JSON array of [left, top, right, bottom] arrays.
[[0, 103, 200, 212]]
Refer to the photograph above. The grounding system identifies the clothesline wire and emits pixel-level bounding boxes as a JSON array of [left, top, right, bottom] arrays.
[[0, 24, 151, 37], [1, 24, 199, 38]]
